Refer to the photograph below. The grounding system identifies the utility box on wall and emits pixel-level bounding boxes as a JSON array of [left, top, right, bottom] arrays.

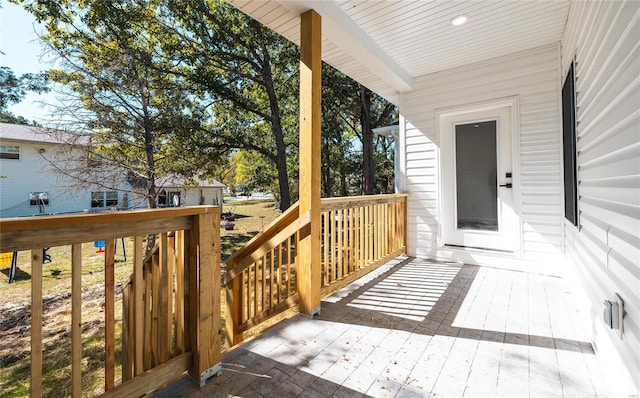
[[603, 293, 624, 339]]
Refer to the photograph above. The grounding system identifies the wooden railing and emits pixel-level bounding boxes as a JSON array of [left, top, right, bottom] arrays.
[[319, 194, 408, 296], [0, 207, 221, 398], [225, 194, 407, 346], [225, 203, 307, 345]]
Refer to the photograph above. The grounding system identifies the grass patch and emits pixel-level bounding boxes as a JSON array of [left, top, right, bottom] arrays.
[[0, 199, 282, 397]]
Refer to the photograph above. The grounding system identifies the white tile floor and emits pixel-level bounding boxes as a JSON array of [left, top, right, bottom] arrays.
[[155, 257, 610, 398]]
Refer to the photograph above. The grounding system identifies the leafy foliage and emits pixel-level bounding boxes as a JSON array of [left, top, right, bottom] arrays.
[[14, 0, 397, 208], [0, 66, 49, 111], [161, 0, 300, 209], [18, 0, 212, 207]]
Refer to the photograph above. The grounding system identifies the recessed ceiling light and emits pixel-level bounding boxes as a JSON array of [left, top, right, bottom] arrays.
[[451, 15, 468, 26]]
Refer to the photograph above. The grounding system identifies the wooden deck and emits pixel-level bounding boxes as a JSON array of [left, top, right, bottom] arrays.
[[153, 256, 610, 398]]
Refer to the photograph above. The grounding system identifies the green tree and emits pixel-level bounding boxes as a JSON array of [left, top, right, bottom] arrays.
[[321, 64, 359, 197], [0, 63, 48, 125], [0, 110, 38, 125], [0, 66, 49, 111], [18, 0, 211, 208], [359, 84, 396, 195], [320, 65, 398, 197], [162, 0, 299, 209]]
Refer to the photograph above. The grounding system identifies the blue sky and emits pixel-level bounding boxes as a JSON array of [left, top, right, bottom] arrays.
[[1, 2, 57, 123]]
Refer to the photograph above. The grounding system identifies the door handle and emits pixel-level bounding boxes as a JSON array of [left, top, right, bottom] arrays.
[[499, 183, 512, 188]]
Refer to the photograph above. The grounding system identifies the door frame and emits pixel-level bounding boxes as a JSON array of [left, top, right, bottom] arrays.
[[435, 96, 522, 257]]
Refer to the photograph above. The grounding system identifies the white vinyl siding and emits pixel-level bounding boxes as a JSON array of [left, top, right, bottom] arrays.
[[561, 1, 640, 394], [0, 140, 90, 217], [400, 44, 562, 261]]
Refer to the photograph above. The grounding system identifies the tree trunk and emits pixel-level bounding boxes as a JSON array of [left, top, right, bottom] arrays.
[[359, 84, 374, 195], [322, 141, 332, 198], [258, 24, 291, 210], [264, 83, 291, 210]]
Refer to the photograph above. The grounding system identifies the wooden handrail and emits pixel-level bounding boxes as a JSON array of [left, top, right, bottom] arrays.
[[225, 211, 310, 283], [0, 206, 218, 253], [226, 202, 300, 265], [320, 194, 408, 211], [0, 206, 217, 232]]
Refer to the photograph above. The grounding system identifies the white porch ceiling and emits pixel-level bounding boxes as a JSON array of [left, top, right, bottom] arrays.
[[227, 0, 570, 105]]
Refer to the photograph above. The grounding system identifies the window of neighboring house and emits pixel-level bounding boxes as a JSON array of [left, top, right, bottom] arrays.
[[0, 145, 20, 160], [158, 190, 167, 206], [106, 191, 118, 207], [91, 191, 118, 208], [169, 191, 181, 207], [29, 192, 50, 206], [562, 62, 578, 226]]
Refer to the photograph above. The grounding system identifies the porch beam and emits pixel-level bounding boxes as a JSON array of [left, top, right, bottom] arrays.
[[280, 0, 414, 93], [298, 9, 322, 317]]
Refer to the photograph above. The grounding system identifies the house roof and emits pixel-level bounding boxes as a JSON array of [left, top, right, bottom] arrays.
[[0, 123, 69, 145], [129, 173, 226, 189], [227, 0, 570, 105], [157, 175, 227, 189]]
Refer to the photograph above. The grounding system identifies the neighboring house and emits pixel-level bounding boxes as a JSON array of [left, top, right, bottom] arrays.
[[0, 123, 225, 217], [0, 123, 121, 217], [129, 174, 225, 210], [231, 1, 639, 395]]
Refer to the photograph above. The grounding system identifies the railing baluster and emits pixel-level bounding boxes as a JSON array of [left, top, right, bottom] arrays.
[[350, 208, 355, 273], [151, 251, 160, 367], [246, 266, 251, 322], [384, 203, 389, 256], [253, 262, 258, 317], [159, 233, 171, 363], [262, 255, 267, 312], [71, 244, 82, 397], [168, 233, 175, 356], [377, 204, 382, 260], [133, 236, 144, 375], [277, 243, 283, 304], [174, 231, 185, 355], [359, 207, 362, 267], [30, 249, 43, 398], [322, 211, 328, 285], [338, 209, 344, 280], [143, 258, 152, 370], [104, 239, 115, 391], [122, 282, 131, 382], [270, 248, 275, 309], [295, 230, 299, 293], [182, 229, 192, 355], [286, 237, 292, 297], [366, 205, 371, 263]]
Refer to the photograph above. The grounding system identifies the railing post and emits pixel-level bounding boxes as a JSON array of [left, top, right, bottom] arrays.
[[188, 211, 221, 386], [298, 9, 322, 317]]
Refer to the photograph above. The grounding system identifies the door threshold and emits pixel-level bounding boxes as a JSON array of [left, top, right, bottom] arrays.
[[436, 246, 564, 277]]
